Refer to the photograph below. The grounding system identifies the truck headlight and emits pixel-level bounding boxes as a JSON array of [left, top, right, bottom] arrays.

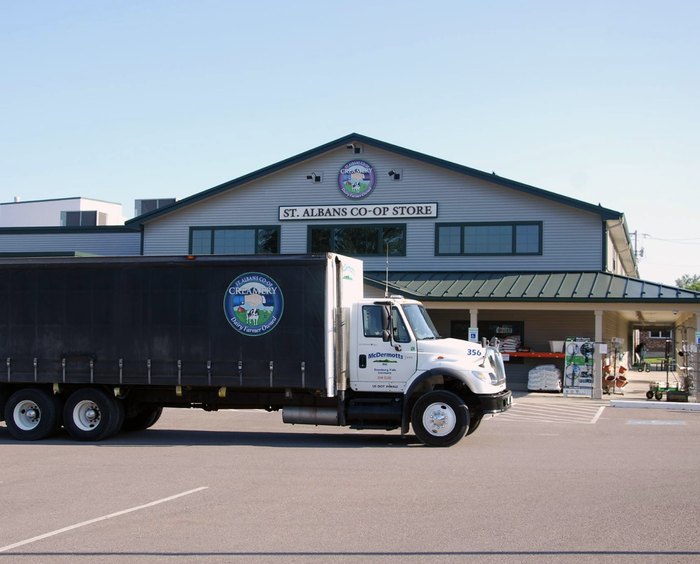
[[472, 371, 500, 385]]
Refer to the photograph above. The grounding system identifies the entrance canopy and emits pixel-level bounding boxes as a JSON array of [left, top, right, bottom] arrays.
[[365, 270, 700, 325]]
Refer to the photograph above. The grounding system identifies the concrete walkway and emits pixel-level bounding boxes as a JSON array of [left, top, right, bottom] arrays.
[[513, 366, 700, 411]]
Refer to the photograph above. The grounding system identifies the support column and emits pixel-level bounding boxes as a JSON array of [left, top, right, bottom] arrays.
[[592, 310, 603, 400], [469, 309, 478, 329], [694, 312, 700, 402], [469, 309, 479, 343]]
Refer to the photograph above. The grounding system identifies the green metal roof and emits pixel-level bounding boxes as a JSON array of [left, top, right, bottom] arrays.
[[364, 271, 700, 303]]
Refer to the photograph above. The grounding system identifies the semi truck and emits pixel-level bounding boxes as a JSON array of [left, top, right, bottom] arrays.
[[0, 253, 511, 447]]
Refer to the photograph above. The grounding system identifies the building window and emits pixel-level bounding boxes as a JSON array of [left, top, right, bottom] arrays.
[[190, 226, 279, 255], [648, 330, 672, 339], [61, 211, 107, 227], [436, 222, 542, 255], [309, 224, 406, 256]]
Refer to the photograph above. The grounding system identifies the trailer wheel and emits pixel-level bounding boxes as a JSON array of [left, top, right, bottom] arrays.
[[411, 390, 469, 447], [646, 390, 654, 400], [654, 391, 663, 401], [63, 388, 123, 441], [122, 406, 163, 432], [4, 388, 60, 441]]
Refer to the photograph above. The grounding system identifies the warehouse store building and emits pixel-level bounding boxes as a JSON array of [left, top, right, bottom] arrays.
[[2, 133, 699, 393]]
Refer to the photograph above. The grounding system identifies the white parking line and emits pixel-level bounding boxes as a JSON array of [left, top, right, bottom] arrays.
[[0, 486, 208, 553], [590, 406, 606, 424], [496, 402, 607, 425]]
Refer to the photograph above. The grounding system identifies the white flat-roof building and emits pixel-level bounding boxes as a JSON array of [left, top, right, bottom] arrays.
[[0, 197, 125, 227]]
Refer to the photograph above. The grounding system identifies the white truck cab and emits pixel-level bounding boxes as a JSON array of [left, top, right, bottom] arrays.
[[346, 295, 512, 445]]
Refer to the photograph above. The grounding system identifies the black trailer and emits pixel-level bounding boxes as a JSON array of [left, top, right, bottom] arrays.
[[0, 255, 335, 440]]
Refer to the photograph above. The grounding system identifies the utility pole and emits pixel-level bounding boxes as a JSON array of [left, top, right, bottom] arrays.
[[632, 230, 645, 261]]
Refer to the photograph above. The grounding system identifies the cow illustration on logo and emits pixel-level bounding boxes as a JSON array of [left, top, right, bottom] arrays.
[[338, 160, 376, 199], [223, 272, 284, 336]]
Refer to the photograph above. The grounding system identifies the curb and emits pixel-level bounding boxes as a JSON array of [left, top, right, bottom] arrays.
[[610, 399, 700, 412]]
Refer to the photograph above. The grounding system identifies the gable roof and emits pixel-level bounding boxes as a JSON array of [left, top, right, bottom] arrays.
[[126, 133, 624, 225]]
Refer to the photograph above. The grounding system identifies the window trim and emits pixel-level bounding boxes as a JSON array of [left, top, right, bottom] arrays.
[[189, 225, 280, 255], [435, 221, 543, 256], [307, 223, 407, 257]]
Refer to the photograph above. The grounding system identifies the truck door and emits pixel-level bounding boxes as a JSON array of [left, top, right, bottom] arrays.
[[354, 304, 418, 392]]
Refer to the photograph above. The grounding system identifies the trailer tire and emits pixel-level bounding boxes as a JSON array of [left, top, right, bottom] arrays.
[[411, 390, 469, 447], [63, 388, 122, 441], [4, 388, 61, 441], [122, 406, 163, 432]]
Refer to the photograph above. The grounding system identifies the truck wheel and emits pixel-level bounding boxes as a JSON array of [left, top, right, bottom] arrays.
[[4, 388, 60, 441], [63, 388, 123, 441], [122, 406, 163, 432], [411, 390, 469, 447]]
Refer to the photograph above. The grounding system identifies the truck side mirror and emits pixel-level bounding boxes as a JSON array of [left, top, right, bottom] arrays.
[[381, 305, 392, 342]]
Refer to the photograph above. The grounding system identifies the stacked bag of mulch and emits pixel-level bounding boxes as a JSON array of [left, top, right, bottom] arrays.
[[527, 365, 562, 392], [500, 335, 521, 353]]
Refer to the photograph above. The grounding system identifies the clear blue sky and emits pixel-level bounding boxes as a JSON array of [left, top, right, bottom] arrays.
[[2, 0, 698, 285]]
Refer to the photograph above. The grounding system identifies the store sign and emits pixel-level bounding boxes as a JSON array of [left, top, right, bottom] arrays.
[[338, 160, 376, 199], [279, 203, 438, 221]]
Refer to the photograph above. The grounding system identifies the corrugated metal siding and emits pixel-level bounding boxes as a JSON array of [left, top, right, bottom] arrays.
[[142, 145, 605, 271], [0, 231, 141, 256]]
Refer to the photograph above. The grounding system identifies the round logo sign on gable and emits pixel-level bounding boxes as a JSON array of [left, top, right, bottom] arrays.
[[223, 272, 284, 336], [338, 160, 376, 199]]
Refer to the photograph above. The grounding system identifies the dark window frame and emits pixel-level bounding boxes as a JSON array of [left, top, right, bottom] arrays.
[[307, 223, 407, 257], [435, 221, 543, 256], [188, 226, 280, 255], [61, 210, 99, 227]]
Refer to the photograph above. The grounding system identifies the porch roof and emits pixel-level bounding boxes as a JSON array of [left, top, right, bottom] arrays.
[[364, 271, 700, 304]]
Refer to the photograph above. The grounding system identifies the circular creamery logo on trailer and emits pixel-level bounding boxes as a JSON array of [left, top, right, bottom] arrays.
[[223, 272, 284, 336], [338, 160, 376, 199]]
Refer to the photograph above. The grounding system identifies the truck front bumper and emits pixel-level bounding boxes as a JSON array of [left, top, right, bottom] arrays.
[[480, 389, 512, 414]]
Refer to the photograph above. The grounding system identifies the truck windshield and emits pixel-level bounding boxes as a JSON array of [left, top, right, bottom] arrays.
[[403, 304, 440, 340]]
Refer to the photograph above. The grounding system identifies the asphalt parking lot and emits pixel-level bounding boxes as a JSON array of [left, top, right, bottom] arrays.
[[1, 401, 699, 563]]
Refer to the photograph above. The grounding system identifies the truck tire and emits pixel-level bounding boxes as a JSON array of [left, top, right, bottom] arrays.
[[63, 388, 123, 441], [122, 406, 163, 432], [4, 388, 61, 441], [411, 390, 469, 447]]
